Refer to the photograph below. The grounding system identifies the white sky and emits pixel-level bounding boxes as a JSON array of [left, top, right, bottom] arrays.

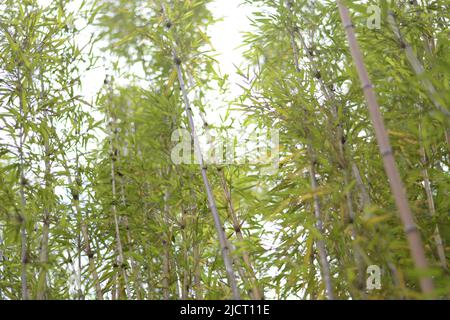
[[208, 0, 254, 96]]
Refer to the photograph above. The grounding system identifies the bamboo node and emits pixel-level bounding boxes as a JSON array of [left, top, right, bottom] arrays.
[[404, 224, 418, 234], [381, 148, 393, 157], [344, 23, 354, 29], [362, 83, 373, 90]]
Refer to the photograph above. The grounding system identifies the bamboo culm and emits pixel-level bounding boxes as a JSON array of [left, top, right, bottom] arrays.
[[336, 1, 434, 294], [159, 2, 240, 299], [17, 68, 28, 300], [307, 145, 334, 300], [285, 3, 366, 294], [106, 78, 131, 299], [285, 6, 334, 299]]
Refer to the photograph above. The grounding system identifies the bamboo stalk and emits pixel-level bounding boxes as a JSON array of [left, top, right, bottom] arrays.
[[80, 222, 103, 300], [124, 217, 143, 299], [307, 145, 335, 300], [58, 138, 103, 299], [178, 179, 190, 300], [286, 6, 367, 294], [387, 12, 450, 118], [160, 2, 240, 299], [17, 69, 28, 300], [190, 73, 260, 299], [388, 9, 450, 157], [181, 222, 189, 300], [188, 181, 204, 299], [189, 75, 255, 299], [106, 79, 131, 299], [76, 238, 83, 299], [404, 2, 450, 157], [284, 5, 334, 299], [218, 168, 262, 299], [175, 62, 240, 297], [419, 129, 447, 270], [389, 12, 447, 269], [37, 69, 51, 300], [352, 163, 371, 209], [162, 189, 171, 300], [118, 104, 143, 299], [336, 1, 434, 294]]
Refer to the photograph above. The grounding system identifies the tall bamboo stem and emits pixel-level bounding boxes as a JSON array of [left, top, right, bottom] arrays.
[[17, 69, 28, 300], [162, 188, 171, 300], [284, 5, 334, 298], [191, 78, 260, 299], [337, 1, 433, 294], [106, 79, 131, 298], [218, 168, 262, 299], [419, 129, 447, 270], [307, 145, 335, 300], [188, 180, 204, 299], [160, 2, 240, 299], [118, 104, 143, 299], [387, 12, 449, 118], [286, 5, 366, 293], [37, 69, 51, 300], [58, 138, 103, 299], [388, 11, 450, 156], [388, 12, 447, 269]]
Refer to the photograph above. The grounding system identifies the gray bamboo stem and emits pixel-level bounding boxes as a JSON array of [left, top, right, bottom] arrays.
[[188, 182, 204, 299], [162, 189, 171, 300], [387, 12, 449, 118], [17, 69, 28, 300], [285, 7, 333, 299], [106, 80, 131, 299], [308, 146, 335, 300], [118, 104, 143, 299], [59, 141, 103, 299], [389, 12, 447, 269], [388, 10, 450, 156], [296, 19, 366, 295], [160, 2, 240, 299], [37, 69, 51, 300], [337, 1, 433, 294], [218, 169, 262, 299], [419, 133, 447, 270]]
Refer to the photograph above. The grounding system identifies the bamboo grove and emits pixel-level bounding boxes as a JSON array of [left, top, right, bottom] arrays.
[[0, 0, 448, 300]]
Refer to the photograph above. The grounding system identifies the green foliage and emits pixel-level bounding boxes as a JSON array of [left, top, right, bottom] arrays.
[[0, 0, 448, 300]]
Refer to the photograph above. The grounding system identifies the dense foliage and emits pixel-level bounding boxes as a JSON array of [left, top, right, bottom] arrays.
[[0, 0, 448, 300]]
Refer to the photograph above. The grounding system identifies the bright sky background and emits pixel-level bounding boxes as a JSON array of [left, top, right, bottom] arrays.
[[208, 0, 254, 96]]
